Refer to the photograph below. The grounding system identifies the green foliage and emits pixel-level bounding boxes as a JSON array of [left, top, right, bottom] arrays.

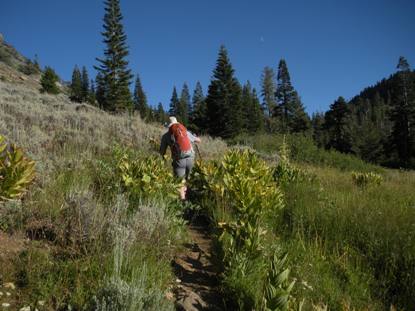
[[118, 152, 181, 202], [351, 171, 383, 188], [190, 149, 292, 309], [274, 138, 314, 185], [40, 66, 60, 94], [95, 0, 133, 111], [232, 133, 383, 172], [205, 45, 243, 138], [0, 135, 35, 201], [70, 65, 83, 102], [133, 74, 149, 120], [261, 249, 295, 311], [279, 167, 415, 309], [18, 59, 40, 75]]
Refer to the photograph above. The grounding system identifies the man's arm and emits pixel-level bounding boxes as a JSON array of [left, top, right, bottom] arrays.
[[187, 131, 201, 144], [159, 133, 169, 156]]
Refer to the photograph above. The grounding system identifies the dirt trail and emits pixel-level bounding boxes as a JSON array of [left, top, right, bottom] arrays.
[[172, 220, 225, 311]]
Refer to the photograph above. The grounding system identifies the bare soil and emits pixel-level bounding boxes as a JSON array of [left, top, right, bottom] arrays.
[[172, 220, 225, 311]]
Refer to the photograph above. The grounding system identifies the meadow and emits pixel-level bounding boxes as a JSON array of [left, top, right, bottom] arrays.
[[1, 78, 414, 310]]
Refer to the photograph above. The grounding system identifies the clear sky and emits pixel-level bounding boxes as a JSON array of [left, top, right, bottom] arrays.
[[1, 0, 414, 114]]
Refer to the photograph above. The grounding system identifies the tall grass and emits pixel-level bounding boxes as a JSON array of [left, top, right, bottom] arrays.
[[278, 166, 415, 310]]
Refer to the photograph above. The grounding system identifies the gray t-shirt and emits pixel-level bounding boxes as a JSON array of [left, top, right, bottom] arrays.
[[160, 129, 197, 159]]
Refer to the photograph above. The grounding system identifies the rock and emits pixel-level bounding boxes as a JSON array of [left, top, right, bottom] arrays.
[[37, 301, 45, 306], [0, 33, 4, 44], [1, 302, 11, 308], [6, 292, 11, 296], [19, 307, 31, 311], [0, 291, 3, 296], [3, 283, 15, 290]]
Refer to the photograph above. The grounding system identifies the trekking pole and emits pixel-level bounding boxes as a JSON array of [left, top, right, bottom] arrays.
[[195, 144, 203, 161]]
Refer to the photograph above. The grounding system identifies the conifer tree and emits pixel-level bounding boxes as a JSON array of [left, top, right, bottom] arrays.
[[178, 83, 190, 126], [324, 96, 353, 153], [88, 79, 97, 106], [242, 82, 264, 133], [274, 59, 309, 133], [81, 66, 89, 102], [156, 102, 168, 123], [389, 56, 415, 166], [70, 65, 83, 102], [133, 74, 149, 120], [191, 81, 207, 133], [206, 45, 242, 138], [95, 72, 106, 109], [289, 93, 311, 132], [261, 66, 277, 117], [40, 66, 60, 94], [95, 0, 133, 111], [169, 87, 180, 116]]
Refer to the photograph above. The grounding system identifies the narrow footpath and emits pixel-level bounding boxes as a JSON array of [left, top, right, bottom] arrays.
[[172, 219, 225, 311]]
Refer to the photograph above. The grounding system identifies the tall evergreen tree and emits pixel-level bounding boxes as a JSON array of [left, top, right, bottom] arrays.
[[242, 82, 264, 133], [95, 0, 133, 111], [324, 96, 353, 153], [191, 81, 207, 133], [155, 102, 168, 123], [205, 45, 242, 138], [81, 66, 89, 102], [289, 93, 311, 132], [178, 83, 191, 126], [261, 66, 277, 117], [389, 56, 415, 166], [88, 79, 97, 106], [95, 72, 106, 109], [274, 59, 309, 133], [311, 112, 328, 148], [133, 74, 149, 120], [70, 65, 83, 102], [169, 87, 180, 116]]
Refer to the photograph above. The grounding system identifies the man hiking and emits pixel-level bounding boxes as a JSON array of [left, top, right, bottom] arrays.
[[160, 116, 201, 200]]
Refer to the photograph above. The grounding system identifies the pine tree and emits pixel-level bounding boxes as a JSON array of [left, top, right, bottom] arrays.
[[324, 96, 353, 153], [389, 56, 415, 167], [178, 83, 190, 126], [95, 0, 133, 111], [206, 45, 242, 138], [191, 81, 207, 133], [95, 72, 106, 109], [169, 87, 180, 117], [40, 66, 60, 94], [261, 66, 277, 117], [81, 66, 89, 102], [70, 65, 83, 102], [155, 102, 168, 123], [88, 79, 97, 106], [274, 59, 309, 133], [242, 82, 264, 133], [311, 112, 328, 148], [289, 93, 311, 132], [133, 74, 149, 120]]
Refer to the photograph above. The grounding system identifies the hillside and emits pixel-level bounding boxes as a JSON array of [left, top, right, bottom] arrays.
[[1, 41, 415, 311]]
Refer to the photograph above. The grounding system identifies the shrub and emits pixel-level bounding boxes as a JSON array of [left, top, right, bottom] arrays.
[[351, 171, 383, 188], [190, 149, 293, 309], [40, 66, 60, 94], [117, 151, 181, 202], [0, 135, 36, 201]]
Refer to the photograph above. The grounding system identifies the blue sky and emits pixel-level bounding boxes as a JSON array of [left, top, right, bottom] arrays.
[[1, 0, 414, 113]]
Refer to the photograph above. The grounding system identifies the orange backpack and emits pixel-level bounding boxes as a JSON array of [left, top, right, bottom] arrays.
[[169, 123, 194, 159]]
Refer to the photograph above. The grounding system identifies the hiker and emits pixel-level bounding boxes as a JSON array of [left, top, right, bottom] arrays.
[[160, 116, 201, 200]]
